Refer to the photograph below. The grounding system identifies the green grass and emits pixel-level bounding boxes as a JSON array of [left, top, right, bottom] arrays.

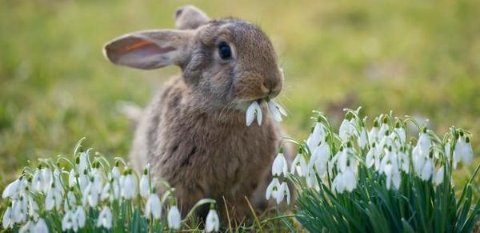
[[1, 0, 480, 231]]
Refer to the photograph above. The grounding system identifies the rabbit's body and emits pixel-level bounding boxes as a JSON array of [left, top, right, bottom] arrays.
[[104, 5, 287, 222], [132, 76, 279, 217]]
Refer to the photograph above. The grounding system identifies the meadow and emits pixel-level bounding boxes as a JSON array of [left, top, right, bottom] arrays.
[[1, 0, 480, 230]]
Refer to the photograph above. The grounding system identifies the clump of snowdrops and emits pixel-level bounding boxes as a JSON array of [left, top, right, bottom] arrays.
[[1, 139, 220, 232], [266, 107, 480, 233]]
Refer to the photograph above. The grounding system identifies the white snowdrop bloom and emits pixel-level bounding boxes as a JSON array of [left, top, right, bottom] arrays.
[[111, 166, 121, 179], [358, 128, 368, 149], [97, 206, 113, 229], [444, 141, 451, 158], [309, 143, 331, 177], [91, 168, 104, 193], [145, 193, 162, 219], [111, 179, 121, 200], [35, 218, 49, 233], [365, 146, 376, 168], [205, 209, 220, 232], [27, 196, 39, 220], [266, 177, 281, 201], [433, 166, 445, 186], [76, 152, 89, 173], [32, 169, 43, 193], [377, 123, 390, 140], [19, 220, 35, 233], [2, 179, 20, 199], [332, 173, 346, 193], [453, 136, 474, 168], [40, 168, 53, 193], [275, 182, 291, 204], [398, 150, 410, 173], [167, 205, 182, 230], [305, 168, 320, 190], [101, 182, 112, 201], [413, 132, 431, 159], [246, 101, 262, 126], [122, 172, 137, 199], [394, 126, 406, 144], [139, 170, 150, 199], [68, 169, 77, 188], [267, 99, 287, 122], [66, 191, 76, 208], [85, 181, 101, 207], [62, 210, 75, 232], [2, 207, 13, 229], [383, 163, 401, 190], [75, 206, 86, 229], [368, 123, 379, 143], [343, 167, 357, 192], [79, 172, 89, 191], [291, 153, 307, 176], [307, 123, 328, 151], [272, 152, 288, 177], [12, 198, 28, 223], [380, 149, 399, 174], [45, 184, 63, 211], [339, 119, 356, 142], [419, 158, 434, 181]]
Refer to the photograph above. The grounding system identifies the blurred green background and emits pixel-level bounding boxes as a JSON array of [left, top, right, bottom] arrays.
[[1, 0, 479, 191]]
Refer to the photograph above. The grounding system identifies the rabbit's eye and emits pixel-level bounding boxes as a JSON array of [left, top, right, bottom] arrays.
[[218, 42, 232, 60]]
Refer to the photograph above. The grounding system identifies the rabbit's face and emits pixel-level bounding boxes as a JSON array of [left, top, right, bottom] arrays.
[[184, 19, 283, 109], [104, 6, 283, 111]]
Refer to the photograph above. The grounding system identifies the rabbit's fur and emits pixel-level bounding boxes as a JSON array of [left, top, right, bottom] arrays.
[[104, 5, 287, 222]]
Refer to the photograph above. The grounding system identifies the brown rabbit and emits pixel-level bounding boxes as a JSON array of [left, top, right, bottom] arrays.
[[103, 5, 286, 223]]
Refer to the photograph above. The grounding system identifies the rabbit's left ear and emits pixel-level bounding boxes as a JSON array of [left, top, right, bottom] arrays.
[[103, 30, 193, 70], [175, 5, 210, 30]]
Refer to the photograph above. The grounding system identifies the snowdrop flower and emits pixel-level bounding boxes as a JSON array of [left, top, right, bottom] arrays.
[[12, 198, 28, 223], [205, 209, 220, 232], [122, 170, 137, 199], [306, 122, 327, 151], [419, 158, 434, 181], [383, 163, 401, 190], [2, 178, 20, 199], [365, 144, 376, 168], [167, 205, 181, 230], [358, 128, 368, 149], [291, 153, 307, 176], [76, 152, 89, 173], [68, 169, 77, 188], [368, 120, 380, 143], [246, 101, 262, 126], [2, 207, 13, 229], [276, 182, 291, 204], [19, 220, 35, 233], [27, 195, 39, 220], [267, 99, 287, 122], [35, 218, 49, 233], [139, 166, 151, 199], [82, 181, 99, 208], [101, 182, 112, 201], [308, 143, 331, 177], [78, 170, 89, 191], [266, 177, 281, 201], [394, 124, 406, 143], [111, 165, 121, 179], [398, 149, 410, 173], [62, 210, 75, 232], [339, 118, 356, 142], [45, 184, 63, 211], [76, 206, 86, 229], [145, 193, 162, 219], [332, 166, 357, 193], [97, 206, 113, 229], [272, 151, 288, 177], [433, 166, 445, 186], [453, 136, 474, 168]]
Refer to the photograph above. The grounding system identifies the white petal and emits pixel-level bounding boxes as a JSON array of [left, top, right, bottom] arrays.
[[245, 102, 257, 126], [139, 175, 150, 199], [2, 179, 19, 199], [272, 153, 288, 177], [265, 178, 280, 200], [420, 159, 434, 181], [97, 206, 112, 229], [433, 166, 445, 186], [2, 207, 12, 229], [343, 168, 357, 192], [255, 103, 263, 125], [167, 206, 181, 230], [205, 209, 220, 232], [35, 218, 49, 233], [146, 194, 162, 219]]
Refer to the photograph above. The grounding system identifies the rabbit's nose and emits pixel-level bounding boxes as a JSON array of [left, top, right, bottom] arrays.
[[261, 79, 282, 98]]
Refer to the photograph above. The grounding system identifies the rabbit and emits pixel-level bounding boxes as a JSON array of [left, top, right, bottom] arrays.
[[103, 5, 289, 223]]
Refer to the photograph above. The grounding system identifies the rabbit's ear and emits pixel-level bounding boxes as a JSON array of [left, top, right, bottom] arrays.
[[175, 5, 210, 30], [103, 30, 193, 70]]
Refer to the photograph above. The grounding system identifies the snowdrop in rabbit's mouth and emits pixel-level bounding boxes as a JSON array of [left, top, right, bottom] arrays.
[[245, 98, 287, 126]]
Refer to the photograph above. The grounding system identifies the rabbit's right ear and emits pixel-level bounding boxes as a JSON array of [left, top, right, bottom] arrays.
[[103, 30, 194, 70]]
